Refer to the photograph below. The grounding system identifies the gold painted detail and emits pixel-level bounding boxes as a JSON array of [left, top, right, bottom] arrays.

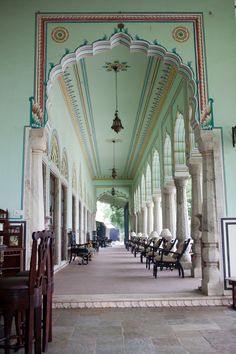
[[172, 26, 190, 43], [131, 66, 177, 176], [61, 151, 69, 180], [73, 64, 100, 175], [72, 168, 77, 191], [51, 26, 69, 43], [50, 135, 60, 169], [58, 75, 93, 177], [125, 59, 161, 175]]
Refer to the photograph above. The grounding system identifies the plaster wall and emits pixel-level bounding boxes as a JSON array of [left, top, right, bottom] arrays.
[[48, 79, 94, 228]]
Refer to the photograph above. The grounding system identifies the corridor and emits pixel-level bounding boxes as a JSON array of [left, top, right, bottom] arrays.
[[53, 244, 229, 308]]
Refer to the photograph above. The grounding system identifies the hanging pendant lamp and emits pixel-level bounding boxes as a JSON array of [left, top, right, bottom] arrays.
[[111, 65, 124, 133]]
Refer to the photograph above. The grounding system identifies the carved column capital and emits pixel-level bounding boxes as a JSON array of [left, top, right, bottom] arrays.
[[195, 129, 214, 155], [30, 128, 47, 153]]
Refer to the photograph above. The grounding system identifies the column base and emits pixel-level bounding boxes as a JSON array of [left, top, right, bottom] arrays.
[[201, 279, 223, 296], [191, 266, 202, 278], [182, 261, 192, 270]]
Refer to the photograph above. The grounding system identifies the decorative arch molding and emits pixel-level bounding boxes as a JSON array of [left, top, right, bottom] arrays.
[[174, 112, 186, 166], [163, 133, 172, 182], [50, 130, 60, 170], [137, 186, 141, 211], [141, 174, 146, 205], [61, 148, 69, 181], [145, 163, 152, 202], [72, 165, 77, 192], [36, 13, 207, 123], [47, 31, 196, 110], [152, 149, 161, 194], [97, 190, 129, 208]]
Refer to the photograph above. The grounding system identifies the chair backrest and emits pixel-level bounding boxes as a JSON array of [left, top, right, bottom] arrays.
[[164, 238, 177, 251], [68, 231, 77, 247], [28, 230, 52, 295], [154, 237, 164, 249], [174, 238, 191, 260]]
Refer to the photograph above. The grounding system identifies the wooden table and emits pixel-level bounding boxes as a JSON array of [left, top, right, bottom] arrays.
[[226, 277, 236, 310]]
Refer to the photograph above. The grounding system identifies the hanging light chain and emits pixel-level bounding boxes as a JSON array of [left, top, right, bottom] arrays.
[[115, 68, 118, 111]]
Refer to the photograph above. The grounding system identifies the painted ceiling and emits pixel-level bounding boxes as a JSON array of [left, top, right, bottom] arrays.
[[49, 41, 179, 181]]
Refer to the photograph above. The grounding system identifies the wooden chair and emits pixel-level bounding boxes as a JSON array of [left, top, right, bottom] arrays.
[[15, 231, 54, 352], [68, 232, 91, 265], [153, 238, 191, 278], [0, 230, 51, 354], [145, 237, 165, 270]]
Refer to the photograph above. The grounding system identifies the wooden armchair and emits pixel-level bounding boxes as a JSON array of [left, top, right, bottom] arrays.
[[68, 232, 91, 265], [0, 230, 51, 354], [146, 238, 177, 270], [153, 238, 191, 278], [145, 237, 165, 269]]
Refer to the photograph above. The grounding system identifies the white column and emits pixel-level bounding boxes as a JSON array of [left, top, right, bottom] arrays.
[[92, 212, 97, 231], [30, 128, 46, 232], [152, 193, 162, 234], [134, 212, 138, 233], [141, 204, 147, 236], [146, 201, 154, 235], [162, 183, 176, 238], [174, 175, 191, 263], [189, 159, 202, 278], [55, 180, 61, 265], [138, 210, 142, 233], [197, 130, 222, 295]]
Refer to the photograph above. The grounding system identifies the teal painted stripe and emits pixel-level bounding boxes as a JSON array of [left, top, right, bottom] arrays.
[[124, 56, 154, 174], [80, 59, 101, 175]]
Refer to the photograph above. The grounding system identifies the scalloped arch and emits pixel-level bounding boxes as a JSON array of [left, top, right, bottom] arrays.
[[47, 31, 197, 103], [50, 130, 60, 169], [61, 148, 69, 180], [97, 189, 129, 208]]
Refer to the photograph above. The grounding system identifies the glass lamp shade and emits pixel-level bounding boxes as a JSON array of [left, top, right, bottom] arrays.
[[159, 228, 172, 241], [149, 231, 159, 239], [111, 111, 124, 133]]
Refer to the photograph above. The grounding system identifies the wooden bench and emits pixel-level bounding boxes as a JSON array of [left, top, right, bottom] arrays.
[[226, 277, 236, 309]]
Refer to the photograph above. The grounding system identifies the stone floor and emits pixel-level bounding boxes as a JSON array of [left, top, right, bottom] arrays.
[[48, 306, 236, 353], [2, 244, 234, 353], [3, 306, 236, 353]]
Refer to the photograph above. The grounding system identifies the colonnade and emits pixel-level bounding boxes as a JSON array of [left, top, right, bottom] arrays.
[[24, 127, 95, 269], [132, 130, 223, 296]]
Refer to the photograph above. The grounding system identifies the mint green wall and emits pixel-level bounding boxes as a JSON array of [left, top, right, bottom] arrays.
[[48, 79, 94, 227], [0, 0, 236, 217]]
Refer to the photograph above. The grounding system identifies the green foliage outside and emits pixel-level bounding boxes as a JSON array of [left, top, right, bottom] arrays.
[[97, 201, 125, 240]]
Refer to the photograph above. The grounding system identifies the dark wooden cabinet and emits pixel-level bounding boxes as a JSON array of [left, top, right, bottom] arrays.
[[0, 209, 25, 276]]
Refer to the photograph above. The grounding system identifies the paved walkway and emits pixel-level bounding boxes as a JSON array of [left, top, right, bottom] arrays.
[[47, 306, 236, 354], [54, 244, 200, 296], [53, 244, 231, 308]]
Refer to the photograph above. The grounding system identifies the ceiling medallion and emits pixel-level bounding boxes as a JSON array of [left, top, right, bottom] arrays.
[[51, 27, 69, 43], [172, 26, 189, 43]]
